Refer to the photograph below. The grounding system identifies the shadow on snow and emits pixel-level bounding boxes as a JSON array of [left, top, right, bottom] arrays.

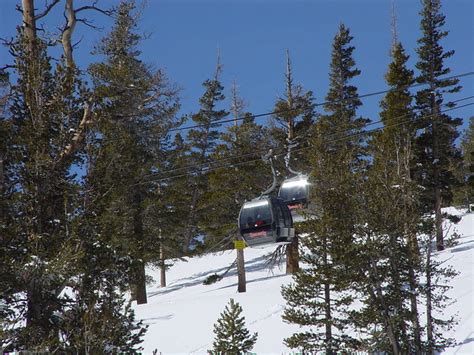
[[148, 252, 285, 298]]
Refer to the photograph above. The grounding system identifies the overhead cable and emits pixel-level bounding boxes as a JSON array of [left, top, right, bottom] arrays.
[[168, 71, 474, 132], [141, 101, 474, 183], [141, 95, 474, 180]]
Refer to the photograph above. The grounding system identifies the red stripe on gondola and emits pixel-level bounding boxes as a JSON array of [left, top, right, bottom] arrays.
[[249, 231, 267, 238], [288, 203, 303, 210]]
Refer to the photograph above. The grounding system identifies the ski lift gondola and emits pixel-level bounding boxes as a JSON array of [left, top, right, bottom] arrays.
[[278, 174, 310, 211], [279, 136, 311, 221], [237, 150, 295, 248], [238, 196, 294, 248]]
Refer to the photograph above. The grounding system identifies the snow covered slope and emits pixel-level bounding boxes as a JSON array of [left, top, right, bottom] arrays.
[[133, 209, 474, 354]]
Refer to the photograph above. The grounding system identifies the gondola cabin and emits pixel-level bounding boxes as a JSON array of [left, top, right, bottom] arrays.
[[279, 175, 310, 211], [238, 196, 294, 248]]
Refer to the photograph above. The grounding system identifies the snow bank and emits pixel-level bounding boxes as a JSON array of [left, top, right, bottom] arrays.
[[133, 209, 474, 354]]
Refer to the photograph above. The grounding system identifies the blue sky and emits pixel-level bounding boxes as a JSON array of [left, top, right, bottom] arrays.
[[1, 0, 473, 132]]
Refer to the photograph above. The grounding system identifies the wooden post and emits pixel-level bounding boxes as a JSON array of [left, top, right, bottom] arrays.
[[159, 229, 166, 287], [235, 238, 246, 293]]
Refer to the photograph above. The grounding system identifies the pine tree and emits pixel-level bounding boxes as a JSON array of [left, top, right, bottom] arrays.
[[181, 60, 228, 253], [210, 298, 258, 354], [352, 41, 424, 354], [272, 50, 315, 275], [55, 0, 178, 349], [0, 69, 18, 348], [147, 133, 192, 286], [3, 29, 85, 349], [87, 0, 180, 305], [203, 88, 272, 249], [453, 117, 474, 206], [414, 0, 463, 251], [282, 24, 366, 353], [0, 0, 152, 350]]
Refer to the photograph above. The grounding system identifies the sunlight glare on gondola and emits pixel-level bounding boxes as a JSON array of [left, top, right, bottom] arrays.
[[281, 178, 309, 189], [242, 200, 269, 209]]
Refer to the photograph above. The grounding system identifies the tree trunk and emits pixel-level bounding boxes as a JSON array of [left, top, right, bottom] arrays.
[[388, 235, 409, 348], [285, 235, 299, 274], [426, 237, 434, 354], [284, 68, 300, 274], [135, 260, 148, 305], [182, 186, 198, 254], [434, 186, 444, 251], [432, 91, 444, 251], [368, 253, 400, 354], [324, 280, 333, 355], [160, 238, 166, 288], [21, 0, 36, 53], [408, 258, 422, 353], [62, 0, 77, 70], [133, 192, 147, 304], [236, 245, 246, 293], [406, 226, 422, 352], [323, 234, 333, 355]]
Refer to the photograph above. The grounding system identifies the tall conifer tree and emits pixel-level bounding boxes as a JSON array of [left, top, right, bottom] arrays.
[[353, 41, 424, 354], [86, 0, 179, 306], [453, 117, 474, 205], [414, 0, 462, 251], [272, 51, 315, 275], [282, 24, 366, 353], [182, 60, 228, 253], [3, 30, 85, 350], [203, 87, 271, 249]]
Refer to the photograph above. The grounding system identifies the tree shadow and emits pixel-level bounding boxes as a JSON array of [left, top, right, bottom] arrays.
[[450, 240, 474, 253], [453, 333, 474, 354], [207, 273, 289, 293], [148, 252, 284, 298]]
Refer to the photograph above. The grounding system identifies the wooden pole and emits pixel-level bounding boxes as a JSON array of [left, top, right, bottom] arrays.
[[236, 238, 246, 293]]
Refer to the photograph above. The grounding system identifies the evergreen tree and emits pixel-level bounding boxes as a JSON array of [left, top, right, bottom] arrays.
[[282, 24, 366, 353], [3, 30, 85, 349], [182, 60, 228, 253], [0, 69, 17, 348], [272, 50, 315, 275], [453, 117, 474, 206], [352, 41, 424, 354], [54, 1, 177, 350], [210, 298, 258, 354], [86, 0, 180, 305], [414, 0, 463, 251], [147, 132, 192, 286], [1, 1, 150, 350], [203, 89, 272, 249]]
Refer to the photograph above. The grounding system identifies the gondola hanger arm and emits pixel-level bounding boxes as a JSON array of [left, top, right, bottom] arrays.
[[259, 149, 278, 198], [285, 137, 301, 176]]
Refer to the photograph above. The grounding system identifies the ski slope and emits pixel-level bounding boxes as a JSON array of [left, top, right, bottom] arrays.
[[133, 208, 474, 354]]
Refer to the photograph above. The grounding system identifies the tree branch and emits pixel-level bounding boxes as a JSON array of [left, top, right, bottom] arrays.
[[35, 0, 61, 20], [61, 0, 76, 69], [75, 4, 113, 17], [58, 100, 93, 163], [76, 18, 102, 30]]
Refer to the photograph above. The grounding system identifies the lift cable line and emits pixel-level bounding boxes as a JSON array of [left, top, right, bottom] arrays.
[[144, 101, 474, 183], [138, 95, 474, 181], [141, 94, 474, 180], [140, 101, 474, 184], [168, 71, 474, 133]]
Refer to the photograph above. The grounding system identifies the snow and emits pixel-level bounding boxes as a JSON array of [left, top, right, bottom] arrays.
[[133, 208, 474, 354]]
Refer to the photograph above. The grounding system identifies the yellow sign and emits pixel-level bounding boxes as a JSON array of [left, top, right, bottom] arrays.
[[234, 240, 246, 250]]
